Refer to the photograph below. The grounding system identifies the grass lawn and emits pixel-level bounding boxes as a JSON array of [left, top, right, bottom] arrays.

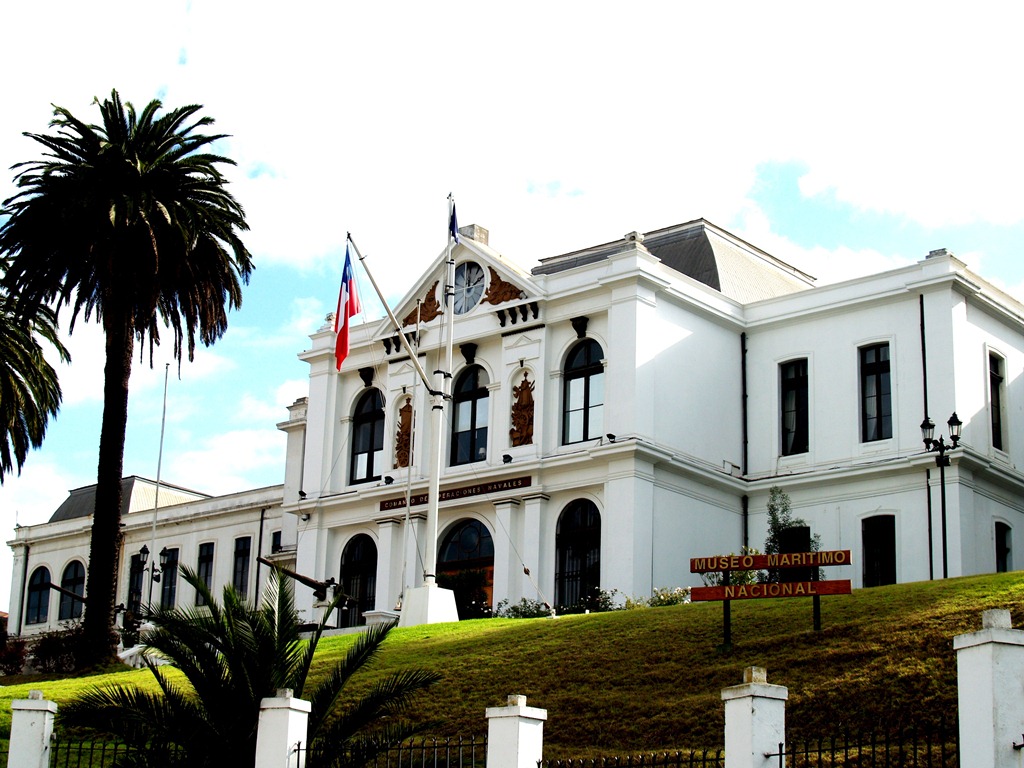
[[1, 571, 1021, 757]]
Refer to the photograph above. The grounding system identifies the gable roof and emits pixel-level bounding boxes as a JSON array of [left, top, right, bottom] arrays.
[[48, 476, 210, 523]]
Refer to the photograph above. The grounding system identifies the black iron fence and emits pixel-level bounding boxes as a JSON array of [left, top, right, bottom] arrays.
[[48, 736, 184, 767], [766, 724, 958, 768], [540, 751, 725, 768], [294, 735, 489, 768]]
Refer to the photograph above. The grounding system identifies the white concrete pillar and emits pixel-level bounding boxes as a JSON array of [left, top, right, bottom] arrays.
[[255, 688, 310, 768], [8, 690, 57, 768], [485, 694, 547, 768], [492, 500, 519, 605], [954, 609, 1024, 768], [521, 494, 547, 602], [721, 667, 787, 768]]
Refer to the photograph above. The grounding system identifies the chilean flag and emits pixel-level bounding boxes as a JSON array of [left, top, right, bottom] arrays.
[[334, 245, 362, 370]]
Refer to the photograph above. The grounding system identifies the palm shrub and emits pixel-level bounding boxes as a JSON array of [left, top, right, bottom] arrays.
[[58, 567, 441, 768]]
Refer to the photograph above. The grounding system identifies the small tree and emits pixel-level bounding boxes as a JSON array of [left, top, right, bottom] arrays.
[[763, 486, 821, 582]]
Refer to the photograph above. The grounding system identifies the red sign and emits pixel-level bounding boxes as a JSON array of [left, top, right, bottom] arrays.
[[691, 579, 852, 602], [689, 550, 851, 573]]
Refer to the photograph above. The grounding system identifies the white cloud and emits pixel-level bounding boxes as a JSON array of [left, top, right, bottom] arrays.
[[166, 429, 285, 496]]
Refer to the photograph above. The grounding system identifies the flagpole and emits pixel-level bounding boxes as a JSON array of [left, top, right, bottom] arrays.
[[147, 363, 169, 607]]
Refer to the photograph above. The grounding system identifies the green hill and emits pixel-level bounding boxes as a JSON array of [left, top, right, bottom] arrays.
[[2, 571, 1021, 757]]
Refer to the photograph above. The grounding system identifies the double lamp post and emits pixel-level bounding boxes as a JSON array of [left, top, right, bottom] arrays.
[[921, 412, 962, 579]]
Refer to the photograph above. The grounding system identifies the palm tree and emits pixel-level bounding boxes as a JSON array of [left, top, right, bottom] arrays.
[[0, 90, 253, 666], [0, 272, 68, 482], [59, 567, 441, 768]]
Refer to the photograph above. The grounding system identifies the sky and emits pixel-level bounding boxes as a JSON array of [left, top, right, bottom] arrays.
[[2, 2, 1024, 611]]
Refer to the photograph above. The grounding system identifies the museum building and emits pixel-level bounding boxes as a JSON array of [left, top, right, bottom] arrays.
[[9, 218, 1024, 635]]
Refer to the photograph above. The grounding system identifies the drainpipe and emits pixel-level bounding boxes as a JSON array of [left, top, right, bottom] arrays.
[[740, 332, 749, 476], [256, 507, 267, 588], [920, 294, 934, 580], [742, 495, 749, 550]]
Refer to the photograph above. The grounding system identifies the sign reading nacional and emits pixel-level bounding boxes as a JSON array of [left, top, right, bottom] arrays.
[[691, 579, 852, 602], [380, 476, 532, 511], [689, 550, 852, 573]]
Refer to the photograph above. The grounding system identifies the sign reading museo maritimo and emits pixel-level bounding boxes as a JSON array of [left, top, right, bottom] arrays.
[[689, 549, 852, 603], [380, 476, 532, 511]]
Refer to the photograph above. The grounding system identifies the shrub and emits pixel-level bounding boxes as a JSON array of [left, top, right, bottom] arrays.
[[30, 621, 86, 673], [0, 635, 28, 675], [558, 588, 620, 615], [494, 597, 553, 618], [624, 587, 691, 609]]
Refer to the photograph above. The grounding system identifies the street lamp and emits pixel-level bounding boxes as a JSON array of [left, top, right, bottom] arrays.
[[921, 412, 962, 578]]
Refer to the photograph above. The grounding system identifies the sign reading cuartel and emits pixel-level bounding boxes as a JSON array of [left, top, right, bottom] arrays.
[[379, 476, 532, 512]]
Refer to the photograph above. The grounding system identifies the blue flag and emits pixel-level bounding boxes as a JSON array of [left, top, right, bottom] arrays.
[[449, 203, 460, 244]]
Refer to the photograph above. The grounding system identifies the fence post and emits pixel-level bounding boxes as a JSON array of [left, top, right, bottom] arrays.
[[954, 608, 1024, 768], [254, 688, 310, 768], [721, 666, 787, 768], [486, 694, 547, 768], [7, 690, 57, 768]]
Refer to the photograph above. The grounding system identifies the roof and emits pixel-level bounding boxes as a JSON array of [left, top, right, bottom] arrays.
[[533, 219, 816, 302], [48, 476, 211, 523]]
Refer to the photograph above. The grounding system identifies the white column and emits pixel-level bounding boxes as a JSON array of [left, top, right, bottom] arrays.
[[485, 694, 547, 768], [374, 517, 401, 616], [521, 494, 547, 603], [954, 609, 1024, 768], [492, 500, 519, 605], [8, 690, 57, 768], [255, 688, 310, 768], [721, 667, 787, 768]]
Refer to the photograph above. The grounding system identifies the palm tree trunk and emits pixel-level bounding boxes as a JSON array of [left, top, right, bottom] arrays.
[[81, 313, 134, 668]]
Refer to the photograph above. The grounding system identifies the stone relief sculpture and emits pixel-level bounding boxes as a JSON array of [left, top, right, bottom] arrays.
[[394, 396, 413, 468], [402, 282, 442, 327], [509, 371, 535, 446], [484, 267, 524, 305]]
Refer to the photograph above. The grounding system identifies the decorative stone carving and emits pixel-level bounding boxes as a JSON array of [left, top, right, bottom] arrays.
[[394, 396, 413, 468], [509, 371, 535, 446], [484, 267, 525, 305], [402, 282, 442, 327]]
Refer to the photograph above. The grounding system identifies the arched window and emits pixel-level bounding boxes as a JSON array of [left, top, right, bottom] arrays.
[[437, 519, 494, 619], [555, 500, 601, 611], [562, 340, 604, 444], [58, 561, 86, 620], [338, 534, 377, 628], [451, 366, 489, 465], [862, 515, 896, 587], [26, 566, 51, 625], [351, 389, 385, 484]]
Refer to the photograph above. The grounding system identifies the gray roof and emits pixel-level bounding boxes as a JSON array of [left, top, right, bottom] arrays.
[[533, 219, 815, 302], [48, 476, 210, 523]]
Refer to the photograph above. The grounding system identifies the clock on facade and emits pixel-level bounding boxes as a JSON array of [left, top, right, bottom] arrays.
[[453, 261, 485, 314]]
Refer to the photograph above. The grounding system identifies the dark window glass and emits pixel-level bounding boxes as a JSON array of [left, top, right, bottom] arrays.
[[351, 389, 385, 484], [562, 340, 604, 444], [862, 515, 896, 587], [996, 522, 1012, 573], [451, 366, 489, 465], [860, 344, 892, 442], [233, 537, 251, 598], [780, 359, 809, 456], [990, 353, 1005, 451], [437, 520, 495, 619], [58, 561, 85, 620], [196, 543, 215, 606], [338, 534, 378, 628], [555, 500, 602, 610], [127, 554, 145, 614], [161, 548, 179, 610], [271, 531, 282, 553], [26, 567, 50, 625]]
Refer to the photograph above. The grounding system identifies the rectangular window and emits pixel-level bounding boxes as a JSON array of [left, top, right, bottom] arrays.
[[990, 353, 1006, 451], [860, 343, 892, 442], [127, 553, 145, 614], [160, 548, 179, 610], [233, 537, 252, 598], [271, 530, 282, 553], [196, 542, 215, 607], [780, 359, 809, 456], [996, 522, 1012, 573]]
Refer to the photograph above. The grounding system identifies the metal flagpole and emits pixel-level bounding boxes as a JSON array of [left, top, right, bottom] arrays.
[[147, 363, 170, 607]]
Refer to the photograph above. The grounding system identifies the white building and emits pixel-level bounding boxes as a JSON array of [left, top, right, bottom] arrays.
[[9, 218, 1024, 636]]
